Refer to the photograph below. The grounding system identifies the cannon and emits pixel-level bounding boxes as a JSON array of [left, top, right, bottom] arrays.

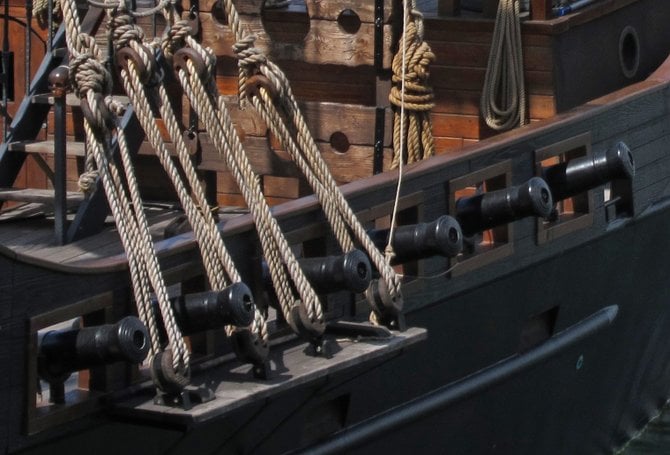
[[296, 249, 372, 295], [172, 282, 256, 335], [38, 316, 149, 387], [367, 215, 463, 263], [455, 177, 554, 236], [542, 142, 635, 201]]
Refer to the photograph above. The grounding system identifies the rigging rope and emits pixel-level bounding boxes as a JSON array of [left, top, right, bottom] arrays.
[[218, 0, 404, 318], [108, 6, 269, 350], [480, 0, 527, 131], [160, 10, 324, 337], [389, 0, 435, 169], [61, 0, 189, 379]]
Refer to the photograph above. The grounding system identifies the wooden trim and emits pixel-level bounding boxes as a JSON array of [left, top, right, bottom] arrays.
[[535, 132, 594, 245], [448, 160, 514, 276]]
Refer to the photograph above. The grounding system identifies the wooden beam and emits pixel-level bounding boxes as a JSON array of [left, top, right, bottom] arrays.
[[531, 0, 553, 20]]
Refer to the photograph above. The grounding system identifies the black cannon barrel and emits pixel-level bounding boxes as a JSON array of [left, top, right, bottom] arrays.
[[455, 177, 554, 236], [173, 282, 255, 335], [543, 142, 635, 201], [38, 316, 149, 383], [368, 215, 463, 263], [298, 249, 372, 294]]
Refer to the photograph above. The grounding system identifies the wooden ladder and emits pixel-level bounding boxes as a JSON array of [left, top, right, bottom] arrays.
[[0, 7, 144, 244]]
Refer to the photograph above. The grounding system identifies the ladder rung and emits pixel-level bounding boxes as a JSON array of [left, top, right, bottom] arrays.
[[31, 93, 129, 107], [8, 140, 86, 157], [0, 188, 84, 205]]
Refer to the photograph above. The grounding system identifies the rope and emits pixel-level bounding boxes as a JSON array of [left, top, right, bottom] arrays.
[[33, 0, 61, 28], [61, 0, 189, 376], [228, 19, 403, 310], [160, 15, 322, 335], [480, 0, 527, 131], [109, 7, 270, 348], [389, 1, 435, 169]]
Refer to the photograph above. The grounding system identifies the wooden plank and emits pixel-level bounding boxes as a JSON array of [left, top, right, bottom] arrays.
[[215, 97, 391, 145], [0, 188, 84, 204], [9, 140, 86, 157], [427, 41, 553, 72], [430, 66, 554, 94], [199, 134, 393, 183], [197, 0, 393, 22], [199, 12, 393, 68]]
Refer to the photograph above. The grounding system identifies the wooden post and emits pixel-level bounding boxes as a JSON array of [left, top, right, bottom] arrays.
[[531, 0, 553, 20], [438, 0, 460, 16]]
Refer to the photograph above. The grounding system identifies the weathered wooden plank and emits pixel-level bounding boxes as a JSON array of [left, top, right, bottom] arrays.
[[213, 97, 391, 145], [430, 66, 554, 94], [197, 0, 393, 22], [199, 134, 393, 183], [427, 41, 553, 73], [0, 188, 84, 205], [199, 13, 393, 67]]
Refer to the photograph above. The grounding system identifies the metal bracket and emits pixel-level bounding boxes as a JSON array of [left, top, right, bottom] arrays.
[[373, 107, 385, 174], [374, 0, 384, 71]]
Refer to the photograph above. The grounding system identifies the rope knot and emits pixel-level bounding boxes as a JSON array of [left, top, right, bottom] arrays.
[[161, 19, 192, 58], [78, 170, 99, 193], [234, 35, 267, 72], [389, 9, 436, 168], [69, 53, 113, 98]]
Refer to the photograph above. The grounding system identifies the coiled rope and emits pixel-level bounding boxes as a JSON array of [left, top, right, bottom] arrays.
[[480, 0, 527, 131], [389, 0, 435, 168]]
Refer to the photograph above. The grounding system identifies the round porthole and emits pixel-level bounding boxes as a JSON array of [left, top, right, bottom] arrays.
[[619, 26, 640, 79]]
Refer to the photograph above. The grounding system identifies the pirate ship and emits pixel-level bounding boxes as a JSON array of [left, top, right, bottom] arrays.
[[0, 0, 669, 453]]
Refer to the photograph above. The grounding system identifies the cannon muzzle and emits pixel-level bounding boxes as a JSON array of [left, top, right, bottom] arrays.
[[456, 177, 554, 236], [368, 215, 463, 263], [38, 316, 149, 383], [542, 142, 635, 201], [298, 249, 372, 294], [173, 282, 255, 335]]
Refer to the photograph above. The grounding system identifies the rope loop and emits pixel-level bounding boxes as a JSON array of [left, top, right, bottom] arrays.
[[480, 0, 526, 131]]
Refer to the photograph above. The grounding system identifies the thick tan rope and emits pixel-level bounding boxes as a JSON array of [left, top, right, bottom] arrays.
[[389, 1, 435, 168], [160, 15, 323, 332], [61, 0, 189, 373], [221, 0, 403, 312], [109, 9, 269, 345], [481, 0, 527, 131]]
